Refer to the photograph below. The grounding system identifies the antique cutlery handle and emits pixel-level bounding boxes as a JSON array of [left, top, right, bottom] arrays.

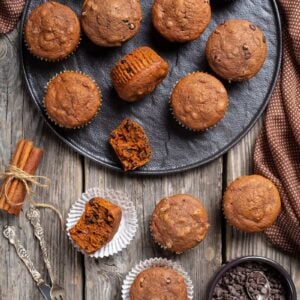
[[3, 225, 44, 286], [27, 206, 55, 282]]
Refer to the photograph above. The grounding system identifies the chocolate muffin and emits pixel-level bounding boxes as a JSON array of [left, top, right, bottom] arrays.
[[111, 46, 169, 102], [170, 72, 228, 131], [109, 118, 152, 171], [130, 267, 188, 300], [69, 197, 122, 254], [150, 194, 209, 253], [206, 19, 267, 81], [81, 0, 142, 47], [152, 0, 211, 42], [44, 71, 101, 128], [223, 175, 281, 232], [24, 2, 80, 61]]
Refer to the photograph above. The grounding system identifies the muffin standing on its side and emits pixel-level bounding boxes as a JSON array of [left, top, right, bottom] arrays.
[[24, 2, 80, 61], [130, 267, 188, 300], [206, 19, 267, 81], [44, 71, 101, 128], [111, 46, 169, 102], [170, 72, 228, 131], [223, 175, 281, 232], [150, 194, 209, 253], [81, 0, 142, 47], [152, 0, 211, 42], [69, 197, 122, 254], [109, 118, 152, 171]]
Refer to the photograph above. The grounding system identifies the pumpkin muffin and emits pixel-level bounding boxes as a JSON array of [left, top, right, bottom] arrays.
[[223, 175, 281, 232], [109, 118, 152, 171], [150, 194, 209, 253], [206, 19, 267, 81], [69, 197, 122, 254], [111, 46, 169, 102], [44, 71, 101, 128], [170, 72, 228, 131], [130, 267, 188, 300], [24, 2, 80, 61], [152, 0, 211, 42], [81, 0, 142, 47]]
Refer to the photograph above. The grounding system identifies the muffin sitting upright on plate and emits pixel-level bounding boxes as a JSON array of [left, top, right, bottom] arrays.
[[206, 19, 267, 81], [223, 175, 281, 232], [150, 194, 209, 253], [44, 71, 101, 128], [111, 46, 169, 102], [152, 0, 211, 42], [170, 72, 228, 131], [81, 0, 142, 47], [24, 2, 80, 61]]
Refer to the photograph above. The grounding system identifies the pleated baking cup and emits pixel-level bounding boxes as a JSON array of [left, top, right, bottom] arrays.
[[66, 187, 138, 258], [43, 70, 102, 129], [121, 257, 194, 300]]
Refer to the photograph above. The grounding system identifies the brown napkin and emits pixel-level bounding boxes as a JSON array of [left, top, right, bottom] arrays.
[[254, 0, 300, 255], [0, 0, 26, 34]]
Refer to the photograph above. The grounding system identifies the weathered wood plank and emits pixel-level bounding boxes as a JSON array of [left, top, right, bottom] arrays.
[[0, 29, 84, 300], [84, 157, 223, 299]]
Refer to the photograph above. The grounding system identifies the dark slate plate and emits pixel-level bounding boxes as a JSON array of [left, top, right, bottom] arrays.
[[20, 0, 282, 175]]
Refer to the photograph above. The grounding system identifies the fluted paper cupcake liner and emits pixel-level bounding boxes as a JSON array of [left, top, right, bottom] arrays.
[[121, 257, 194, 300], [66, 187, 138, 258]]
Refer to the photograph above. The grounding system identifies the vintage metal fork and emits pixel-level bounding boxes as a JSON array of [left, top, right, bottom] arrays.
[[27, 206, 65, 300]]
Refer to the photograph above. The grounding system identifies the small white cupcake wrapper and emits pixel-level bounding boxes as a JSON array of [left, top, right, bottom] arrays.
[[121, 257, 194, 300], [66, 187, 138, 258]]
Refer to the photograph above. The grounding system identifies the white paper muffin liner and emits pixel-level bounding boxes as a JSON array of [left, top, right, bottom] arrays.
[[121, 257, 194, 300], [66, 187, 138, 258]]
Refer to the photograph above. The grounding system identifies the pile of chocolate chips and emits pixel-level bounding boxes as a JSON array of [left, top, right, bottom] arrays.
[[212, 262, 287, 300]]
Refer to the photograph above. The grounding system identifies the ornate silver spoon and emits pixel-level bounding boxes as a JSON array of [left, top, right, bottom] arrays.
[[246, 271, 271, 300]]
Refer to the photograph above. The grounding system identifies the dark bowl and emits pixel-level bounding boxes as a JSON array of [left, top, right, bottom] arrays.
[[207, 256, 297, 300]]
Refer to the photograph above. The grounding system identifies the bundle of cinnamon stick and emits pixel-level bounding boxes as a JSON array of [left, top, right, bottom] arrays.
[[0, 139, 44, 216]]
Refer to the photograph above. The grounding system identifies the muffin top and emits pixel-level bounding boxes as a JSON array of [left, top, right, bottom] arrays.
[[81, 0, 142, 47], [170, 72, 228, 131], [152, 0, 211, 42], [130, 267, 188, 300], [44, 72, 101, 128], [111, 46, 169, 102], [24, 2, 80, 61], [150, 194, 209, 253], [223, 175, 281, 232], [206, 19, 267, 81]]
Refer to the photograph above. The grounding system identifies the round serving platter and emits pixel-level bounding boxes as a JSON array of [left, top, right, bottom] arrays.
[[20, 0, 282, 175]]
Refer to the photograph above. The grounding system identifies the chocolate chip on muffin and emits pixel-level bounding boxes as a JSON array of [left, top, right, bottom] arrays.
[[223, 175, 281, 232], [152, 0, 211, 42], [111, 46, 169, 102], [170, 72, 228, 131], [150, 194, 209, 253], [206, 19, 267, 81], [130, 267, 188, 300], [24, 2, 81, 61], [81, 0, 142, 47]]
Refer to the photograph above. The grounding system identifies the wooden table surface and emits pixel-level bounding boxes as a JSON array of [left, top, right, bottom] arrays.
[[0, 28, 299, 300]]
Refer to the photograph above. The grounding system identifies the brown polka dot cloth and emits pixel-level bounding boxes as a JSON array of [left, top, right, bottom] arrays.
[[254, 0, 300, 255], [0, 0, 26, 34]]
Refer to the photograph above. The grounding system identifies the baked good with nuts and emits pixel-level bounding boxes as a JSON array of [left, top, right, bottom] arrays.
[[206, 19, 267, 81], [111, 46, 168, 102], [109, 118, 152, 171], [129, 267, 188, 300], [170, 72, 228, 131], [69, 197, 122, 254], [44, 71, 101, 128], [81, 0, 142, 47], [24, 2, 80, 61], [223, 175, 281, 232], [150, 194, 209, 253], [152, 0, 211, 42]]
